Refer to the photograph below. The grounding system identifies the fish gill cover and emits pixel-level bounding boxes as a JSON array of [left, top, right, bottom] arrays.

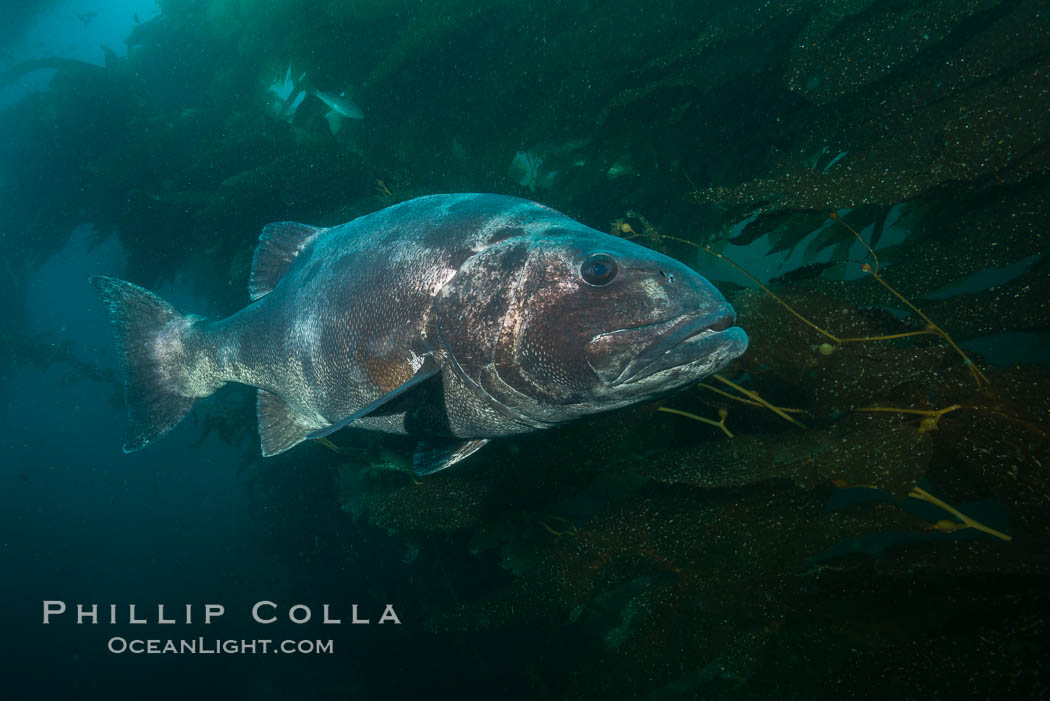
[[0, 0, 1048, 698]]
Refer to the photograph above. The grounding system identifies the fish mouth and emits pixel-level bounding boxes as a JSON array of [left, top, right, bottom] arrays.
[[593, 308, 747, 387]]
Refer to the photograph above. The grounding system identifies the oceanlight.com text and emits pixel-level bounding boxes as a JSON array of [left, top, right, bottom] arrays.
[[107, 637, 334, 655]]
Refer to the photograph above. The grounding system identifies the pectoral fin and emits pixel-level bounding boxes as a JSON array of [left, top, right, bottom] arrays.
[[412, 439, 490, 476], [307, 355, 441, 440]]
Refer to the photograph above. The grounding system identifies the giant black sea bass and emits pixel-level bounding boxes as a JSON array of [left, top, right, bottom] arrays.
[[92, 194, 748, 474]]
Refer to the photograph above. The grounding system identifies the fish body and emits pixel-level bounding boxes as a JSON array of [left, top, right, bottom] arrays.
[[93, 194, 747, 474]]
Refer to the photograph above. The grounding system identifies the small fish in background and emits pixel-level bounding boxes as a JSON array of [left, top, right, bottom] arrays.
[[265, 67, 364, 136], [605, 155, 636, 179], [508, 150, 555, 192], [310, 89, 365, 123], [100, 45, 119, 70], [508, 139, 591, 191], [266, 66, 305, 119], [310, 89, 365, 137], [76, 11, 97, 26], [92, 194, 746, 475], [451, 137, 468, 162]]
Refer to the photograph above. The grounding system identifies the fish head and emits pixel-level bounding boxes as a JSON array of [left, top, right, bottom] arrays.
[[434, 219, 748, 426]]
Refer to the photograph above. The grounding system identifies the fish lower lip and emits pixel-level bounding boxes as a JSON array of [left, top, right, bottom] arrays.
[[611, 309, 738, 385]]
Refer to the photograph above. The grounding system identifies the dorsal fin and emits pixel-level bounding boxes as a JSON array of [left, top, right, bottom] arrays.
[[249, 221, 325, 300]]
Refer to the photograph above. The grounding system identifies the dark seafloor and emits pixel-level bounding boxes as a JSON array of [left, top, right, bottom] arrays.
[[1, 1, 1048, 699]]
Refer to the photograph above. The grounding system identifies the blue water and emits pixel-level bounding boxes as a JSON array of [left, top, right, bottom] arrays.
[[3, 2, 1048, 698], [0, 0, 159, 108]]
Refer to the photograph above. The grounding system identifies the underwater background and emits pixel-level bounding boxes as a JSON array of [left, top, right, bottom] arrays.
[[1, 0, 1048, 698]]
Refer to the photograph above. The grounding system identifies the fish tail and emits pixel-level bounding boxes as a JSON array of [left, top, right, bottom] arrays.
[[90, 276, 208, 453]]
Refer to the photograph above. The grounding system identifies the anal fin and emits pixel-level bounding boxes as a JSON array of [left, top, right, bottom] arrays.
[[412, 439, 489, 476], [257, 390, 319, 457]]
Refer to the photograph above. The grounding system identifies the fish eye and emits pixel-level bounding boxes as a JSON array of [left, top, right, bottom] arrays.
[[580, 253, 619, 286]]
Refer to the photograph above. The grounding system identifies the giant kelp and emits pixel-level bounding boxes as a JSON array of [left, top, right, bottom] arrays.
[[328, 277, 1049, 696], [5, 0, 1046, 296]]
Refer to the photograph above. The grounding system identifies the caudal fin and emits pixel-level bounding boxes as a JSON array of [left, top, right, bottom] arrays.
[[90, 276, 198, 453]]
